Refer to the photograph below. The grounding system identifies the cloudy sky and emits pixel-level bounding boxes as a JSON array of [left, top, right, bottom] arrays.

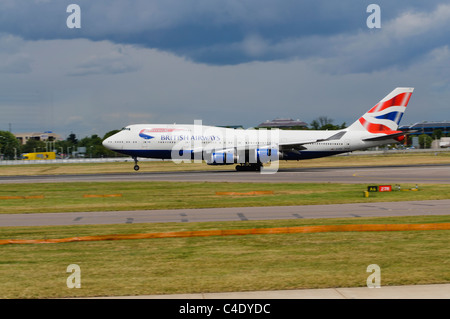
[[1, 0, 449, 138]]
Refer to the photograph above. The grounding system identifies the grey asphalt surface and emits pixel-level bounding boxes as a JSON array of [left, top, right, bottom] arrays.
[[1, 199, 449, 227], [1, 163, 449, 184]]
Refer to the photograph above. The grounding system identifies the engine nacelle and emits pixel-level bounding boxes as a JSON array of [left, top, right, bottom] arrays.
[[255, 148, 279, 163], [206, 147, 281, 165], [235, 147, 281, 164], [206, 151, 235, 165]]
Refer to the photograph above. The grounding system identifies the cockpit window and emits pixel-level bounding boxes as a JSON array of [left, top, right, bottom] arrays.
[[121, 127, 131, 131]]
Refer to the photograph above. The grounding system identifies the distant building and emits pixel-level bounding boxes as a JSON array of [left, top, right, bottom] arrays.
[[399, 121, 450, 137], [257, 118, 308, 129], [400, 121, 450, 148], [14, 131, 62, 145], [217, 125, 244, 129]]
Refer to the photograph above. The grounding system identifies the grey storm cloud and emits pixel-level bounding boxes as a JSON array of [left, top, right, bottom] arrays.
[[68, 46, 141, 76], [1, 0, 449, 73]]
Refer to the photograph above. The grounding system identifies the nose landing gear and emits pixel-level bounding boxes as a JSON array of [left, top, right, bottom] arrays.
[[133, 156, 140, 171]]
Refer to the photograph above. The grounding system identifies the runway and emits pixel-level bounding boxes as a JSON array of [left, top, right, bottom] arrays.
[[1, 164, 448, 227], [1, 163, 449, 184], [1, 199, 449, 227]]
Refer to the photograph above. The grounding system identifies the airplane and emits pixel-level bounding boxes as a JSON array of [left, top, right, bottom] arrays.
[[102, 87, 414, 172]]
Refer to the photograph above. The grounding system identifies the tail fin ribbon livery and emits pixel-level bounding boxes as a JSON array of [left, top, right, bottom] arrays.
[[348, 87, 414, 133]]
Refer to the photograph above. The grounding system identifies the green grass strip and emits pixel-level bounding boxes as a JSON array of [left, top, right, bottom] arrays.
[[1, 181, 450, 214]]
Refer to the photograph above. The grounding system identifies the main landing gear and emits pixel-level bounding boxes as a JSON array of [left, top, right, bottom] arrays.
[[132, 156, 139, 171], [235, 163, 262, 172]]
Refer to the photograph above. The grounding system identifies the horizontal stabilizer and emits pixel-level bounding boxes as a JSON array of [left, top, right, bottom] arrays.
[[363, 130, 416, 142]]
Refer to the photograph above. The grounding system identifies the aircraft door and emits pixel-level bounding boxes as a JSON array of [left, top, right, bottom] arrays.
[[343, 140, 351, 151], [141, 139, 152, 150]]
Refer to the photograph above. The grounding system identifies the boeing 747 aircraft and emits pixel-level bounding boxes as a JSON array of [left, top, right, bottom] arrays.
[[102, 87, 414, 171]]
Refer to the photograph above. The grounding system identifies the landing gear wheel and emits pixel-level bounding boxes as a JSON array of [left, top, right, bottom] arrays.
[[235, 163, 262, 172], [132, 156, 139, 171]]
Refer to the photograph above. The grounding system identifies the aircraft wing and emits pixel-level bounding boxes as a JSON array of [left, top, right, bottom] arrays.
[[190, 131, 348, 153], [279, 131, 347, 150], [279, 141, 319, 151]]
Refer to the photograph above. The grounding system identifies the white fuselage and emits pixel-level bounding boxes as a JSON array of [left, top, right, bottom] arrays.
[[102, 87, 413, 170], [103, 124, 393, 163]]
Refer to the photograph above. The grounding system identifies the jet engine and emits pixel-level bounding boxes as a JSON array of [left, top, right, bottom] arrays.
[[206, 151, 235, 165], [206, 147, 280, 165]]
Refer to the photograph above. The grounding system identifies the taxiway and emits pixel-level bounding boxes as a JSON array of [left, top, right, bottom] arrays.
[[1, 199, 449, 227], [0, 164, 449, 184]]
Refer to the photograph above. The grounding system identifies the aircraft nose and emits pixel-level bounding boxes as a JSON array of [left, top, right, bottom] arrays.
[[102, 136, 112, 149]]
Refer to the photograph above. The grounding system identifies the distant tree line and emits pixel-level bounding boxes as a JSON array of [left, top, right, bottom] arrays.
[[256, 116, 346, 130], [309, 116, 346, 130], [0, 131, 21, 160], [0, 129, 122, 160]]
